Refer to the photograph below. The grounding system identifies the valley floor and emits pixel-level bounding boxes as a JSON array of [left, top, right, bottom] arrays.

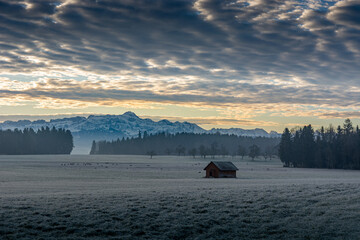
[[1, 155, 359, 239]]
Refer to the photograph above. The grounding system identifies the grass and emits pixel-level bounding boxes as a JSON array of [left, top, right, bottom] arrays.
[[1, 155, 360, 239]]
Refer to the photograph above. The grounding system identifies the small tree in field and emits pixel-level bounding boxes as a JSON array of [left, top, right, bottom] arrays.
[[165, 148, 172, 155], [176, 145, 186, 156], [188, 148, 197, 158], [146, 150, 156, 159], [249, 144, 260, 161], [199, 145, 207, 158], [265, 145, 276, 161], [237, 145, 247, 159], [262, 150, 268, 161]]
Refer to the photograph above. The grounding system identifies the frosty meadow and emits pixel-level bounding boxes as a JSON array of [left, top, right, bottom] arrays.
[[1, 155, 360, 239]]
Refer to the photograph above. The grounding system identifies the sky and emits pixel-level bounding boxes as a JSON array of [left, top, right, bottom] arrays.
[[0, 0, 360, 132]]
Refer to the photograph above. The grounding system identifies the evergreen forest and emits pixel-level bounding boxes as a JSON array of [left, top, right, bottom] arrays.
[[90, 132, 280, 158], [279, 119, 360, 170], [0, 127, 74, 155]]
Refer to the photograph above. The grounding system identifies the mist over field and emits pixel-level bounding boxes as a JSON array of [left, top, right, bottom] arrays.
[[1, 155, 359, 239]]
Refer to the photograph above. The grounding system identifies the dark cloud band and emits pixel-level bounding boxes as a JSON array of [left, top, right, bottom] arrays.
[[0, 0, 359, 113]]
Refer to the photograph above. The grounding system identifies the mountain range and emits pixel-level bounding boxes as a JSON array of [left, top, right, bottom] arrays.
[[0, 111, 280, 154]]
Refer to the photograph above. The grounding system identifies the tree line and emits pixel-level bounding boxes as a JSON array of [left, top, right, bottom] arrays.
[[0, 127, 74, 155], [279, 119, 360, 170], [90, 132, 279, 159]]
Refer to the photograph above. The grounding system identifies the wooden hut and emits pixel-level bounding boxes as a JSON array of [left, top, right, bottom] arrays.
[[204, 161, 238, 178]]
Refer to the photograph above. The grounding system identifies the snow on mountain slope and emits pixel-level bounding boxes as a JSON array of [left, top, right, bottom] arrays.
[[208, 128, 281, 138], [0, 112, 279, 153], [0, 112, 204, 135]]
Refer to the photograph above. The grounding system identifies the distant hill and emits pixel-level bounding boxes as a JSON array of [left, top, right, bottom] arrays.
[[0, 112, 279, 154]]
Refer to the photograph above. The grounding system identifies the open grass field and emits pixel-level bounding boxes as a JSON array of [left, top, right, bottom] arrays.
[[1, 155, 360, 239]]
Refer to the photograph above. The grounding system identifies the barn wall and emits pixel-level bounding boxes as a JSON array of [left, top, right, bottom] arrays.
[[218, 170, 236, 178], [205, 163, 219, 178], [205, 163, 237, 178]]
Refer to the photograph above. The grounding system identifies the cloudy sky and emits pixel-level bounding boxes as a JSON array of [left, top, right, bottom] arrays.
[[0, 0, 360, 131]]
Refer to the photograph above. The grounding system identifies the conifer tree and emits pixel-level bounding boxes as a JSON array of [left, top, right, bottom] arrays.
[[279, 128, 292, 167]]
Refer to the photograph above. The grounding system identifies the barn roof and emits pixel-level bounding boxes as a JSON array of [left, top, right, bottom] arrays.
[[204, 161, 238, 171]]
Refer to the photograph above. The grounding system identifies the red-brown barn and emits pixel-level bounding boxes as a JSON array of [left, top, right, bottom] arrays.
[[204, 161, 238, 178]]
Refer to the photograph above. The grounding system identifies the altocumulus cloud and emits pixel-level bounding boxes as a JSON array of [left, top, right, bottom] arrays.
[[0, 0, 360, 119]]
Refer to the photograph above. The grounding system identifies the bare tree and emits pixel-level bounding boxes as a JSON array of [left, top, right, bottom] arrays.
[[165, 148, 172, 155], [237, 145, 247, 159], [176, 145, 186, 156], [199, 145, 207, 158], [188, 148, 197, 158], [249, 144, 260, 161], [146, 150, 156, 159]]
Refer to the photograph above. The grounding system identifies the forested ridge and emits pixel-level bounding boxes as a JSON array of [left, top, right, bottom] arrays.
[[90, 132, 280, 158], [0, 127, 74, 155], [279, 119, 360, 170]]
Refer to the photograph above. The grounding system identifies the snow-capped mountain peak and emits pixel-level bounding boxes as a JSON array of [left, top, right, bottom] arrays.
[[122, 111, 139, 118]]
